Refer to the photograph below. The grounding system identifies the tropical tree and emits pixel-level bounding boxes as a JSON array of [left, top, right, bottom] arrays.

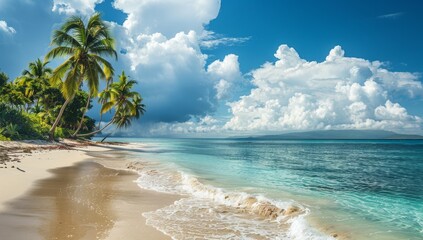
[[76, 71, 145, 138], [0, 71, 7, 87], [0, 82, 30, 110], [45, 13, 117, 140], [97, 74, 113, 129], [15, 59, 52, 109]]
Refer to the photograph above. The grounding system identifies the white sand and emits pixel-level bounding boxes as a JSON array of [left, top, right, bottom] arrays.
[[0, 148, 88, 212], [0, 141, 179, 239]]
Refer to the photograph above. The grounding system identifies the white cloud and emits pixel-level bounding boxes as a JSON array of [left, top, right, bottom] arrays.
[[113, 0, 221, 37], [207, 54, 243, 99], [0, 20, 16, 35], [224, 45, 423, 133], [110, 26, 218, 122], [105, 0, 233, 123], [52, 0, 103, 15], [143, 115, 221, 137], [200, 31, 250, 49], [200, 36, 250, 49]]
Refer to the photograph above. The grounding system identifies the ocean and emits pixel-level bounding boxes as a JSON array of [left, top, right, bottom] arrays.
[[96, 138, 423, 239]]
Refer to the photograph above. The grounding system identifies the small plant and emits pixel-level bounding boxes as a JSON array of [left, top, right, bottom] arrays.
[[2, 123, 20, 139]]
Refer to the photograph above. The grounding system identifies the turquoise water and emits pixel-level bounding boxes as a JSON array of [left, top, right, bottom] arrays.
[[98, 138, 423, 239]]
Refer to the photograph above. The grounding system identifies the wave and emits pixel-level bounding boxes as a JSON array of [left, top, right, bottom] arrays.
[[129, 160, 333, 240]]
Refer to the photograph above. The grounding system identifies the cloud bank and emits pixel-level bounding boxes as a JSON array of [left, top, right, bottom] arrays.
[[224, 45, 422, 133]]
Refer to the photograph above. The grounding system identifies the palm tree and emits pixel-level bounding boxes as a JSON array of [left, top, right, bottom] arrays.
[[76, 71, 145, 138], [100, 71, 139, 114], [0, 82, 30, 110], [97, 74, 113, 129], [45, 13, 117, 141], [15, 59, 52, 110]]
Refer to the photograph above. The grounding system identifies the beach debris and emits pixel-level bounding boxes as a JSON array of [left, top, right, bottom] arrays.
[[17, 167, 25, 172]]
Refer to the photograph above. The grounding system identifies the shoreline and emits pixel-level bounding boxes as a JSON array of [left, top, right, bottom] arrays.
[[0, 140, 363, 240], [0, 140, 181, 239]]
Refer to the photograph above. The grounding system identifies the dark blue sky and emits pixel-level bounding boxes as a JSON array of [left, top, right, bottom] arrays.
[[205, 0, 423, 73]]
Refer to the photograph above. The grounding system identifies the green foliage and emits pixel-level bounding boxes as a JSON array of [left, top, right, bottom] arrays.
[[25, 112, 51, 137], [45, 13, 116, 100], [54, 127, 72, 138], [1, 123, 20, 138], [0, 134, 11, 141], [61, 90, 95, 133], [0, 82, 30, 109], [0, 71, 8, 87], [44, 13, 117, 140], [0, 14, 144, 141], [15, 58, 52, 104], [0, 97, 89, 140], [0, 103, 47, 139], [100, 71, 146, 128]]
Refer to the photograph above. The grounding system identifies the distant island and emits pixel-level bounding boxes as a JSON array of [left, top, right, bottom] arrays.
[[234, 130, 423, 140]]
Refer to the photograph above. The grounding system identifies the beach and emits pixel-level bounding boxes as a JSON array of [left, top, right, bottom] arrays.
[[0, 141, 180, 240], [1, 139, 422, 240]]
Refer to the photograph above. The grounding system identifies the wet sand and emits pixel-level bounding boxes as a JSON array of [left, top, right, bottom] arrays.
[[0, 143, 181, 239]]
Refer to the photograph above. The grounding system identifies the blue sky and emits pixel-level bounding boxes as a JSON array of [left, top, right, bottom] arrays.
[[1, 0, 423, 136]]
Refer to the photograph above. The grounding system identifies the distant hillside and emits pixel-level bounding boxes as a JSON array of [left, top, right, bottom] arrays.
[[235, 130, 423, 140]]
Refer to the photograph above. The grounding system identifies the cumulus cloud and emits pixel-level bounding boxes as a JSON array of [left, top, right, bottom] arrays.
[[207, 54, 243, 99], [0, 20, 16, 35], [224, 45, 423, 133], [102, 0, 234, 124], [116, 30, 217, 122], [52, 0, 103, 15], [113, 0, 221, 37]]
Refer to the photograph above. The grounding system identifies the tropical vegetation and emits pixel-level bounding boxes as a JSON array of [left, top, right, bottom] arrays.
[[0, 13, 145, 141]]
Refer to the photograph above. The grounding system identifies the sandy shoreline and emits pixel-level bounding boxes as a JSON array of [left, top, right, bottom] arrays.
[[0, 141, 180, 240]]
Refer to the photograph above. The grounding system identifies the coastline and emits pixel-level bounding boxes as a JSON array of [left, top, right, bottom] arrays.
[[2, 139, 414, 239], [0, 141, 181, 240]]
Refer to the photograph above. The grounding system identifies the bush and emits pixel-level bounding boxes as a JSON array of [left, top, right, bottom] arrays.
[[0, 134, 11, 141], [0, 103, 47, 140]]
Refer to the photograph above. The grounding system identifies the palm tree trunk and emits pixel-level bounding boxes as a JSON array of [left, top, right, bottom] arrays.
[[76, 119, 114, 138], [100, 132, 113, 142], [98, 78, 112, 129], [71, 94, 91, 137], [49, 97, 72, 141]]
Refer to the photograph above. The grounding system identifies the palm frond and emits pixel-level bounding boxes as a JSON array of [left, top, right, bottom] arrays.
[[49, 58, 73, 85], [45, 46, 75, 60], [51, 30, 81, 48], [100, 101, 114, 114], [85, 58, 99, 95]]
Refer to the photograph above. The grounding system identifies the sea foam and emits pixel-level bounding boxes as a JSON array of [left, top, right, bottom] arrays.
[[131, 160, 333, 240]]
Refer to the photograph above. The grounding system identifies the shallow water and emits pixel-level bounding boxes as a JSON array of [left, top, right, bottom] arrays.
[[97, 138, 423, 239]]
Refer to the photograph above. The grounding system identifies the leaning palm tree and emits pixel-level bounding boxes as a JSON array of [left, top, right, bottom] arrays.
[[100, 71, 139, 114], [45, 13, 117, 141], [76, 71, 145, 138], [97, 74, 113, 129], [15, 59, 52, 110]]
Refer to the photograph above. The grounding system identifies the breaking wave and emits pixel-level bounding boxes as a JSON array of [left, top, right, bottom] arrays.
[[129, 160, 333, 240]]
